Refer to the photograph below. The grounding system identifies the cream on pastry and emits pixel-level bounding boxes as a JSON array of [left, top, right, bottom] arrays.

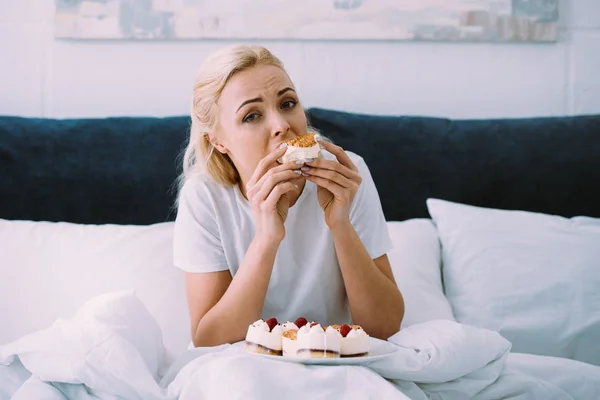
[[281, 317, 306, 357]]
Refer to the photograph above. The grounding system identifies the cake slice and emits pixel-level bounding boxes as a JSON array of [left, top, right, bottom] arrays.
[[244, 317, 283, 356], [285, 321, 341, 358], [278, 133, 322, 164], [329, 324, 370, 357]]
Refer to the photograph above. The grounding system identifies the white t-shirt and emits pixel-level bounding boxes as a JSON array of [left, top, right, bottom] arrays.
[[173, 150, 393, 326]]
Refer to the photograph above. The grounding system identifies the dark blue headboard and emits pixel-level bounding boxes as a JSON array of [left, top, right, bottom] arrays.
[[1, 108, 599, 225]]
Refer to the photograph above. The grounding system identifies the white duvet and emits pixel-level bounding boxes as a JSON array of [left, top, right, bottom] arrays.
[[1, 291, 599, 400]]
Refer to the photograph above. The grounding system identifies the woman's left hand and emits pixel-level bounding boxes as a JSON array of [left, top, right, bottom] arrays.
[[302, 139, 362, 230]]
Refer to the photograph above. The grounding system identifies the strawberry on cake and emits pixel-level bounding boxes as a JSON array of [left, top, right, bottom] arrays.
[[282, 317, 341, 358], [330, 324, 370, 357], [244, 318, 283, 356]]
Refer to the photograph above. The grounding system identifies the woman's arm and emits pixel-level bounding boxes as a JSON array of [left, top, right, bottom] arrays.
[[330, 223, 404, 340], [182, 145, 300, 347], [303, 138, 404, 339], [185, 236, 280, 347]]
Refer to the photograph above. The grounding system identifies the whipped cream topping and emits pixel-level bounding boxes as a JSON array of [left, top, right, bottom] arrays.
[[326, 326, 342, 337], [298, 324, 310, 334], [281, 322, 298, 331], [250, 319, 270, 331], [347, 329, 362, 338], [271, 325, 283, 336]]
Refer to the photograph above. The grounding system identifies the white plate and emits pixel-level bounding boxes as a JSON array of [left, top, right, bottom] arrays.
[[247, 337, 399, 366]]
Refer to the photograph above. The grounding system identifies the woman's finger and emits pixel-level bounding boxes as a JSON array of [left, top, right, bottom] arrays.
[[305, 175, 346, 199], [247, 144, 289, 190], [250, 170, 301, 204], [264, 182, 297, 209], [315, 139, 358, 172], [305, 158, 361, 183], [252, 160, 304, 192], [302, 166, 353, 189]]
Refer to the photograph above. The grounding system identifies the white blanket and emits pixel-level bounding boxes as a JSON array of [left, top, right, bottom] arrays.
[[2, 291, 599, 400]]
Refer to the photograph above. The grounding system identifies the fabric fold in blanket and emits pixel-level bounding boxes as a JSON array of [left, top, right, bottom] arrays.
[[2, 291, 600, 400]]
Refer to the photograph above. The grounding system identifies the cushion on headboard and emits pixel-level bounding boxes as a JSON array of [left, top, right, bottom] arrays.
[[0, 115, 189, 225], [307, 108, 600, 221], [1, 109, 600, 225]]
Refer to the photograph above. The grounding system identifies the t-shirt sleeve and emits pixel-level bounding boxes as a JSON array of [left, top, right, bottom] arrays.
[[349, 155, 393, 259], [172, 178, 230, 273]]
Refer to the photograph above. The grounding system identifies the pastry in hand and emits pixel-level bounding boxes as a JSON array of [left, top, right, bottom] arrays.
[[278, 133, 322, 164]]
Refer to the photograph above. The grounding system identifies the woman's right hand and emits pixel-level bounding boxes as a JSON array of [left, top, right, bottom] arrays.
[[246, 144, 301, 244]]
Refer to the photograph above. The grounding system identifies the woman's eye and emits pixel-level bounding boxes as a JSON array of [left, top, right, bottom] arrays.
[[243, 113, 259, 123], [282, 100, 297, 109]]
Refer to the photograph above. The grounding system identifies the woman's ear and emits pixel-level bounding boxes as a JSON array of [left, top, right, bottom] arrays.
[[207, 133, 228, 154]]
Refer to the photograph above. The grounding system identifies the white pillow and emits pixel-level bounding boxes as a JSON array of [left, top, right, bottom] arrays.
[[426, 198, 600, 366], [0, 219, 190, 357], [386, 219, 455, 329], [1, 290, 166, 399]]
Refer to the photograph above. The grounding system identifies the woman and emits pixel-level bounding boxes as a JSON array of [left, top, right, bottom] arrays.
[[173, 44, 404, 348]]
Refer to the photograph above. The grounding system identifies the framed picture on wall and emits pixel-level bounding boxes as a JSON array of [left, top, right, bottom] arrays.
[[54, 0, 559, 43]]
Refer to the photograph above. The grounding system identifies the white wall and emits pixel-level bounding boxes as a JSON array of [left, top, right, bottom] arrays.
[[1, 1, 599, 120]]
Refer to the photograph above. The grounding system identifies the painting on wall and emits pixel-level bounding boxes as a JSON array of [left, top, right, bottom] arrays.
[[54, 0, 559, 43]]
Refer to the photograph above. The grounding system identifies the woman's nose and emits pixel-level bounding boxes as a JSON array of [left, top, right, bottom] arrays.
[[271, 115, 290, 137]]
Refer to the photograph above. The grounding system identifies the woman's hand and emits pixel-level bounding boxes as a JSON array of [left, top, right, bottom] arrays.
[[303, 139, 362, 230], [246, 144, 301, 243]]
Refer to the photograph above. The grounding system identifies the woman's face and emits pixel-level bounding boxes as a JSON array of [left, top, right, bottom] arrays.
[[212, 64, 308, 184]]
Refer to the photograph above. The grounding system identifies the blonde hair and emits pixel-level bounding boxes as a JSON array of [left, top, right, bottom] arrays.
[[179, 44, 287, 189]]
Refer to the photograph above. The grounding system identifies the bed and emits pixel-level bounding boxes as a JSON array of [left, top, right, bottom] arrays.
[[1, 108, 600, 399]]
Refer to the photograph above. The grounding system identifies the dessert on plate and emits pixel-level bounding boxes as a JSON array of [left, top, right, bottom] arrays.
[[278, 133, 322, 164], [329, 324, 370, 357], [244, 318, 283, 356], [244, 317, 370, 359]]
